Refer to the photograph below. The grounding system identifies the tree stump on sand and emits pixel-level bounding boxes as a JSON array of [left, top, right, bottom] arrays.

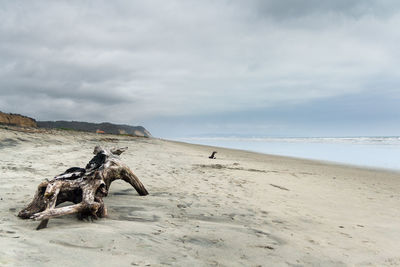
[[18, 146, 148, 230]]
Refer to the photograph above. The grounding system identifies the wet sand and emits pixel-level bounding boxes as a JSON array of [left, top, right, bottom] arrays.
[[1, 127, 400, 266]]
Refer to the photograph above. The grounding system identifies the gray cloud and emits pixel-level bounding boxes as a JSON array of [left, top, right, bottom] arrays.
[[252, 0, 400, 19], [0, 1, 399, 135]]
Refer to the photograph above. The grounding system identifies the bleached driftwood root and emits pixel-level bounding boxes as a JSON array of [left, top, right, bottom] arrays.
[[18, 146, 148, 230]]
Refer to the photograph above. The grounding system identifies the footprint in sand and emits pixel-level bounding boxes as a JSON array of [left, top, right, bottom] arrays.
[[0, 229, 20, 239]]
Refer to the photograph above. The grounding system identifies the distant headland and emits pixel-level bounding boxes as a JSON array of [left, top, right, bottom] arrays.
[[0, 111, 151, 137]]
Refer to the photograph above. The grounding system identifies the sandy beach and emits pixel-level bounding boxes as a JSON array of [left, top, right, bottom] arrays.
[[1, 126, 400, 266]]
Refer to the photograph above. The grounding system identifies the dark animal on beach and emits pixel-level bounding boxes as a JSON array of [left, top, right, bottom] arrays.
[[209, 151, 217, 159]]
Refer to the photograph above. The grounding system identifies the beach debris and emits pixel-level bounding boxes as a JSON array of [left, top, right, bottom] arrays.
[[255, 245, 275, 250], [18, 146, 148, 230], [269, 184, 290, 191], [209, 151, 217, 159]]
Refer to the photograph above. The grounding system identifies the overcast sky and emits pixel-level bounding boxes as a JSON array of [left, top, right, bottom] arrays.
[[1, 0, 399, 137]]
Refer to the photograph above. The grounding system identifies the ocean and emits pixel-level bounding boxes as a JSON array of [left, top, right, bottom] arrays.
[[178, 137, 400, 171]]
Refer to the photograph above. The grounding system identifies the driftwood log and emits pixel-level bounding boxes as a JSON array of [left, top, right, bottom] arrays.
[[18, 146, 148, 230], [208, 151, 217, 159]]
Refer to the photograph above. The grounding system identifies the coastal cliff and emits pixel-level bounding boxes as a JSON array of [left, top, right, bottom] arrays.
[[0, 111, 37, 128], [0, 111, 151, 137], [37, 120, 152, 137]]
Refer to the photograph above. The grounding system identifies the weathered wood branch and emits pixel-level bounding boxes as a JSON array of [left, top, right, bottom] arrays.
[[18, 146, 148, 230]]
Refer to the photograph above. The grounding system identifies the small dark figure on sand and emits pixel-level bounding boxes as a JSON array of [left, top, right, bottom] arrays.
[[209, 151, 217, 159]]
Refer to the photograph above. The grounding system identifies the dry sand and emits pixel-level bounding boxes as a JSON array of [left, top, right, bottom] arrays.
[[1, 127, 400, 266]]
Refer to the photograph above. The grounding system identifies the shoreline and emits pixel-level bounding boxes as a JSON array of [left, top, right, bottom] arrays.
[[164, 138, 400, 175], [2, 124, 398, 173]]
